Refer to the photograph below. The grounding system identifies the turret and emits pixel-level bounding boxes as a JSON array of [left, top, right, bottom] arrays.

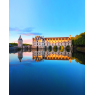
[[18, 35, 23, 48], [69, 35, 71, 39]]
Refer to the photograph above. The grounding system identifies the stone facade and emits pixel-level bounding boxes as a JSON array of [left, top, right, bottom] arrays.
[[18, 35, 23, 48], [32, 35, 72, 49]]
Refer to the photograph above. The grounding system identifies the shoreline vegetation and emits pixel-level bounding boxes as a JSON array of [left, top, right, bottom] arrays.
[[71, 32, 85, 52], [9, 43, 32, 47]]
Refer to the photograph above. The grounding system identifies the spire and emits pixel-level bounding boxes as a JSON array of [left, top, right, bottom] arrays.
[[19, 35, 22, 40]]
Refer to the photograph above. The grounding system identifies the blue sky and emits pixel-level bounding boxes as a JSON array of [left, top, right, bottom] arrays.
[[9, 0, 85, 44]]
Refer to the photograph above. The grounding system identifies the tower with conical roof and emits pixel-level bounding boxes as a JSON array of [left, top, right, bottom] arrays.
[[18, 35, 23, 48]]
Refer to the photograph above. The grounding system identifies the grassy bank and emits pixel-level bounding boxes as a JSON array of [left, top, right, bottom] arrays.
[[9, 43, 32, 47]]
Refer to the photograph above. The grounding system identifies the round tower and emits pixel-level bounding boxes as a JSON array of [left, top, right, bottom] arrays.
[[18, 35, 23, 48]]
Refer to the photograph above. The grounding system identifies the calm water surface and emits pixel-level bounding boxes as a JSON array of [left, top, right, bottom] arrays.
[[9, 49, 85, 95]]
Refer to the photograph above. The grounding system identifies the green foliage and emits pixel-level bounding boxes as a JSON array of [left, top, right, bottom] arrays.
[[9, 43, 32, 46], [53, 46, 58, 52], [72, 52, 85, 65], [54, 46, 58, 49], [77, 47, 80, 51], [66, 45, 70, 49], [71, 32, 85, 46], [49, 46, 52, 49], [66, 49, 70, 52], [66, 45, 70, 52], [9, 43, 18, 46], [76, 47, 85, 52], [49, 46, 52, 52], [54, 48, 58, 52]]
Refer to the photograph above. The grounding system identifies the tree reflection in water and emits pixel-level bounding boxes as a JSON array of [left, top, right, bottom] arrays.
[[72, 52, 85, 65], [66, 49, 85, 65]]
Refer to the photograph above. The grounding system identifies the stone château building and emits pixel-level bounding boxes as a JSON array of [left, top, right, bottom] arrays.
[[32, 35, 72, 49]]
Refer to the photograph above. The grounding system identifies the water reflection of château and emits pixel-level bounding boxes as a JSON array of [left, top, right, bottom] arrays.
[[32, 49, 72, 62], [17, 49, 72, 62]]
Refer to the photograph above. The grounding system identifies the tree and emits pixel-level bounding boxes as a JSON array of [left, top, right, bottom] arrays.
[[71, 32, 85, 46]]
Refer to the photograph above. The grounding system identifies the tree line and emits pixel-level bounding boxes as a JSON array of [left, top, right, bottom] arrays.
[[71, 32, 85, 46], [9, 43, 32, 46]]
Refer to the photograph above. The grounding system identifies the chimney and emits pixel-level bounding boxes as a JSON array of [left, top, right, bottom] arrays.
[[69, 35, 71, 39]]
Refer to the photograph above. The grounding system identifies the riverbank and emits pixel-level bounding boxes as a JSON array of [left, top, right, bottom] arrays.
[[73, 46, 85, 53], [9, 47, 21, 51]]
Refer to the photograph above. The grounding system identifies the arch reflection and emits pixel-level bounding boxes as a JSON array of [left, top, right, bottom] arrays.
[[32, 49, 71, 62]]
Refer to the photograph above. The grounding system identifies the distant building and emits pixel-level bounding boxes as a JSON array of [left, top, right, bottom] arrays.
[[32, 35, 72, 49], [18, 35, 23, 48]]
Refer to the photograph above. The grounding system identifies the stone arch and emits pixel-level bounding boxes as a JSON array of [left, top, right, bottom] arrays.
[[66, 45, 70, 49], [48, 46, 52, 52], [66, 49, 70, 52], [54, 45, 58, 49], [59, 45, 64, 52], [66, 45, 70, 52], [54, 45, 58, 52]]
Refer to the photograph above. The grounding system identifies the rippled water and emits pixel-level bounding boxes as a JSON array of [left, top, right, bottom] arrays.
[[9, 49, 85, 95]]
